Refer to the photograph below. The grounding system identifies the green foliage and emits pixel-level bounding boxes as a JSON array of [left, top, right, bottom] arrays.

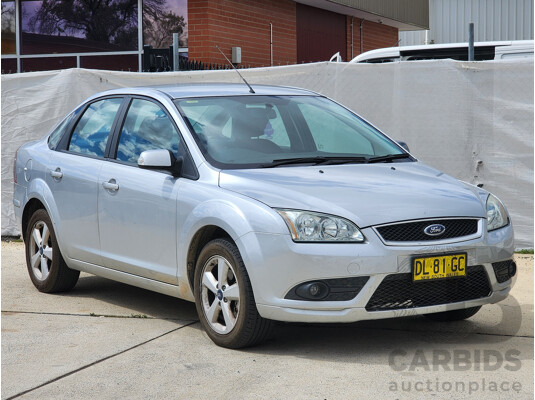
[[515, 249, 534, 254]]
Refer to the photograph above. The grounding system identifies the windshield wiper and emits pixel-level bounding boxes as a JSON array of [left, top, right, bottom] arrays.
[[367, 153, 412, 163], [260, 154, 411, 168], [261, 156, 368, 168]]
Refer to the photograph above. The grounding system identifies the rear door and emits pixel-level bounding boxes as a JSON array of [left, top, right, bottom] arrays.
[[97, 97, 183, 284], [48, 97, 124, 264]]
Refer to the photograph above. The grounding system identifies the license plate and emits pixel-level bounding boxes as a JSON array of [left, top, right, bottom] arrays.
[[413, 253, 467, 281]]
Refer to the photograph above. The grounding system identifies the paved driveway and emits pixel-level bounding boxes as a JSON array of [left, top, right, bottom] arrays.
[[2, 241, 533, 399]]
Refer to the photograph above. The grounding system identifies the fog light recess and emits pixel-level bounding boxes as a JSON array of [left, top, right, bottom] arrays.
[[492, 260, 517, 283], [295, 282, 329, 300], [285, 276, 369, 302]]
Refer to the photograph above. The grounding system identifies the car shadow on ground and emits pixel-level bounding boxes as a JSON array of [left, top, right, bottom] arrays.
[[56, 274, 199, 321], [51, 275, 530, 366]]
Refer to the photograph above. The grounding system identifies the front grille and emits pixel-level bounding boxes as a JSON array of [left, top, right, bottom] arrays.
[[376, 219, 479, 242], [285, 277, 369, 302], [492, 260, 517, 283], [365, 265, 490, 311]]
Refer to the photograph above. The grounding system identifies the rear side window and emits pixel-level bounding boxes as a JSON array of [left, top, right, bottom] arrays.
[[68, 98, 122, 157], [116, 99, 181, 164]]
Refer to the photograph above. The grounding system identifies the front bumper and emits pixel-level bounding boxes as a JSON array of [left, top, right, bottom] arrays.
[[237, 222, 515, 323]]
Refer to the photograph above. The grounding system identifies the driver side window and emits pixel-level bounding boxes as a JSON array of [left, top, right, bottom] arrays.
[[116, 99, 181, 164]]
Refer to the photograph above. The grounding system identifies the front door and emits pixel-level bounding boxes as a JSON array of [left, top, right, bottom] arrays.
[[97, 98, 182, 284]]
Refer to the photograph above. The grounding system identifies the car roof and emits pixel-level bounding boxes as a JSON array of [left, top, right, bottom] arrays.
[[350, 40, 534, 63], [97, 83, 318, 99]]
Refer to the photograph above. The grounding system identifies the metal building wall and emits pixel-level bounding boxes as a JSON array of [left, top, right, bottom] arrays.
[[328, 0, 429, 28], [400, 0, 534, 45], [399, 30, 428, 46]]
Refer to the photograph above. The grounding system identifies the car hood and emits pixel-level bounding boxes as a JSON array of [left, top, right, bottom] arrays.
[[218, 162, 487, 228]]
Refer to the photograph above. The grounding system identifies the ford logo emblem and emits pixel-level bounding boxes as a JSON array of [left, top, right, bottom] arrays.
[[424, 224, 446, 236]]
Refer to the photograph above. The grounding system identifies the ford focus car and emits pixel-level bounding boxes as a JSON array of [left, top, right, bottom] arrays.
[[13, 83, 516, 348]]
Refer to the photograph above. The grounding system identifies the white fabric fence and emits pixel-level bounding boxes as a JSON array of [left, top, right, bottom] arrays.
[[2, 60, 533, 247]]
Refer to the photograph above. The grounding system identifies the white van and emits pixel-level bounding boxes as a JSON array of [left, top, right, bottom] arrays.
[[350, 40, 534, 63]]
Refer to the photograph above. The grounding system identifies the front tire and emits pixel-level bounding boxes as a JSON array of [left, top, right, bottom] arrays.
[[25, 209, 79, 293], [194, 238, 272, 348], [424, 306, 482, 322]]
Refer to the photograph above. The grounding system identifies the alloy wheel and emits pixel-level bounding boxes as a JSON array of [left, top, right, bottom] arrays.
[[29, 220, 53, 281], [200, 255, 241, 334]]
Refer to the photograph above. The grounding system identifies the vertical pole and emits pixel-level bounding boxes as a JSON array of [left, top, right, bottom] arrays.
[[270, 22, 273, 66], [15, 0, 21, 72], [468, 23, 474, 61], [350, 16, 354, 59], [138, 0, 143, 71], [360, 19, 364, 54], [173, 33, 179, 71]]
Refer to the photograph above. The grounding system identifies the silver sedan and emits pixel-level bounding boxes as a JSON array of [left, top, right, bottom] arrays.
[[13, 83, 515, 348]]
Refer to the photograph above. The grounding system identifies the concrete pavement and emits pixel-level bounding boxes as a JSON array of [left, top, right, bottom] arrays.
[[2, 240, 533, 399]]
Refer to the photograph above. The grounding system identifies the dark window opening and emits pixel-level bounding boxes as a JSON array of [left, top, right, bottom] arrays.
[[21, 0, 138, 55], [1, 0, 16, 54], [143, 0, 188, 48]]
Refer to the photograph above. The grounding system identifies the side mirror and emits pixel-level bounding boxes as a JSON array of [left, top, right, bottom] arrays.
[[138, 149, 183, 177], [396, 141, 410, 152]]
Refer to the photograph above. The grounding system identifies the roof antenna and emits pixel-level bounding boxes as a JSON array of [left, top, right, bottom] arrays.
[[216, 45, 255, 93]]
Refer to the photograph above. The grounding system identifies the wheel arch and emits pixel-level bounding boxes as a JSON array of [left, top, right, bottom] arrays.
[[23, 179, 64, 248], [21, 198, 47, 239], [178, 197, 283, 296], [185, 225, 235, 293]]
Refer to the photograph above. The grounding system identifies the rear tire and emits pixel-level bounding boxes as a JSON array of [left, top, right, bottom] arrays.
[[424, 306, 482, 322], [194, 238, 273, 348], [25, 209, 79, 293]]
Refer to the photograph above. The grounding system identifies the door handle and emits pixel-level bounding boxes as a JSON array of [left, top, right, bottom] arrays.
[[102, 179, 119, 191], [50, 168, 63, 180]]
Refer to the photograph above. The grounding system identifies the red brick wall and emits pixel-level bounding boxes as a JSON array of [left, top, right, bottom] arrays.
[[189, 1, 398, 66], [346, 17, 398, 60], [188, 0, 296, 67], [362, 20, 399, 53]]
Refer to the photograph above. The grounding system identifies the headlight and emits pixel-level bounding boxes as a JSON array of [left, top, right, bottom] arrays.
[[486, 194, 509, 231], [275, 209, 365, 242]]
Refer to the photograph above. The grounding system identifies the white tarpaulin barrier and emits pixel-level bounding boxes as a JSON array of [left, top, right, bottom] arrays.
[[2, 60, 533, 247]]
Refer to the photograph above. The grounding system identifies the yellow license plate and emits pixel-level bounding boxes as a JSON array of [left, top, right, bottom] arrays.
[[413, 253, 467, 281]]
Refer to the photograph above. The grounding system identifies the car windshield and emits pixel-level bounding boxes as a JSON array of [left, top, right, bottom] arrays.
[[174, 95, 409, 169]]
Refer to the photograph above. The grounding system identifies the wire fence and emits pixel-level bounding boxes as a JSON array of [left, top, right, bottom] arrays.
[[142, 45, 253, 72]]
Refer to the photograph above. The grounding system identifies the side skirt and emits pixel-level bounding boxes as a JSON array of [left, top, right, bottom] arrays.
[[66, 257, 195, 302]]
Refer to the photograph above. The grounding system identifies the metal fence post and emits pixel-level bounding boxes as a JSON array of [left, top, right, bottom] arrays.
[[468, 23, 474, 61], [173, 33, 180, 71]]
